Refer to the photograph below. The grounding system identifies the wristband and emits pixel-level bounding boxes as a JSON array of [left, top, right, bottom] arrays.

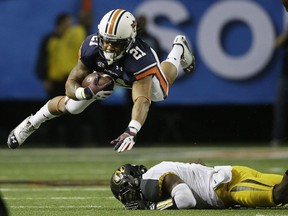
[[75, 87, 86, 100], [128, 120, 142, 133]]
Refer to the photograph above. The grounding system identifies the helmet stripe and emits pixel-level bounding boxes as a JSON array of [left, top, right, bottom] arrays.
[[113, 11, 126, 35], [104, 10, 115, 33], [107, 9, 126, 35]]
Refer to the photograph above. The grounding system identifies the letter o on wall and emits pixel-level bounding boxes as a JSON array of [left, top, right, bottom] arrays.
[[197, 1, 275, 80]]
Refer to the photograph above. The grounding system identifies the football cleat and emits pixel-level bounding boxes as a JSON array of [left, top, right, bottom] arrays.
[[7, 115, 36, 149], [173, 35, 195, 73]]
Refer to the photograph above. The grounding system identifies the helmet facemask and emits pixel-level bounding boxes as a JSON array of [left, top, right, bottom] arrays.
[[110, 164, 149, 209], [97, 33, 134, 65], [118, 174, 144, 204]]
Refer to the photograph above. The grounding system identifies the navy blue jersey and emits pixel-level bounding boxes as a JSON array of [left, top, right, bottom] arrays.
[[80, 34, 167, 90]]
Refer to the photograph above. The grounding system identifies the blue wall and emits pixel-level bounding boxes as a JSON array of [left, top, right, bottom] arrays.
[[0, 0, 286, 104]]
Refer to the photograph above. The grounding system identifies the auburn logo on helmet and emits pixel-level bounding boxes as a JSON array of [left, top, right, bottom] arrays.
[[131, 20, 137, 32]]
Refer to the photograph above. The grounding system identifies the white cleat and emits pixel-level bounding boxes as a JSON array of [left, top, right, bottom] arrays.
[[173, 35, 195, 73], [7, 115, 36, 149]]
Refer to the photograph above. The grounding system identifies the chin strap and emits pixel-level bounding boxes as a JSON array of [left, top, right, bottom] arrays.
[[103, 50, 125, 65]]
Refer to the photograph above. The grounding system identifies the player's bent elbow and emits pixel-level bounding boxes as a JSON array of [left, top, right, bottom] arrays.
[[65, 85, 76, 99], [136, 97, 151, 115], [65, 91, 74, 100], [134, 96, 151, 108], [65, 80, 78, 100]]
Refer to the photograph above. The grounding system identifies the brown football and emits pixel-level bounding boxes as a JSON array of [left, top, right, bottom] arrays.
[[82, 72, 114, 94]]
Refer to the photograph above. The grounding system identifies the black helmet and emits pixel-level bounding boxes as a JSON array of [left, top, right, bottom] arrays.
[[110, 164, 149, 209]]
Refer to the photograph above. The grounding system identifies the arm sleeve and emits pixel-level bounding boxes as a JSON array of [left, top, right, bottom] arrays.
[[171, 183, 196, 209], [140, 179, 160, 202]]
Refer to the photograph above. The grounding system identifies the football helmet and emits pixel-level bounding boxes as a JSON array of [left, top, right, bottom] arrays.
[[110, 164, 149, 209], [98, 9, 137, 65]]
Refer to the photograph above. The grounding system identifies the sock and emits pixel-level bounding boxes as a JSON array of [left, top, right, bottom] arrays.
[[30, 101, 58, 128], [164, 44, 183, 72]]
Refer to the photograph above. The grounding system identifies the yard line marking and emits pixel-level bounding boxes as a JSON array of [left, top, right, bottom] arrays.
[[0, 179, 109, 186], [0, 187, 108, 192], [138, 148, 288, 160], [4, 196, 115, 200], [9, 205, 102, 209]]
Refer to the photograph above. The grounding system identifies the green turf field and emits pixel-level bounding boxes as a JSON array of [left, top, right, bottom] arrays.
[[1, 146, 288, 216]]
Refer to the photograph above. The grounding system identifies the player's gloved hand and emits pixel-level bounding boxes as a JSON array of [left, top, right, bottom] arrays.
[[92, 89, 113, 100], [111, 127, 137, 152], [84, 87, 112, 100], [125, 201, 151, 210]]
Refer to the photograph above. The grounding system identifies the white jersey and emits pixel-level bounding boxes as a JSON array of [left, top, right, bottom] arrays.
[[140, 161, 232, 209]]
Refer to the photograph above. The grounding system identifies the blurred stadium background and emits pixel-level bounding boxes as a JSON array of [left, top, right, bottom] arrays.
[[0, 0, 288, 147]]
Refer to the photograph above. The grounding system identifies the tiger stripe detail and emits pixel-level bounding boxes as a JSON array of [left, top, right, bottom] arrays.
[[135, 66, 156, 80], [155, 67, 169, 99], [135, 65, 168, 99], [105, 9, 126, 35]]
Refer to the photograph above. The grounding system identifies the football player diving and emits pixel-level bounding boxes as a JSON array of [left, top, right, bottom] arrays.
[[7, 9, 195, 152], [110, 161, 288, 210]]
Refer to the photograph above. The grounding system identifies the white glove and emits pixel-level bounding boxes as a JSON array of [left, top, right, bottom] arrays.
[[75, 87, 113, 100], [93, 90, 113, 100], [111, 127, 137, 152], [116, 135, 135, 152]]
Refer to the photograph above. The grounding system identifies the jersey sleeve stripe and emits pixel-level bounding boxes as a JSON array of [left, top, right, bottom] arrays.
[[134, 66, 156, 80], [155, 67, 169, 99], [134, 62, 157, 75], [135, 65, 169, 99]]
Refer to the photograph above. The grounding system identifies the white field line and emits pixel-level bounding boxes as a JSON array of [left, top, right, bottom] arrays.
[[4, 196, 115, 200], [139, 149, 288, 160], [1, 148, 288, 164], [9, 205, 102, 209], [0, 187, 108, 192]]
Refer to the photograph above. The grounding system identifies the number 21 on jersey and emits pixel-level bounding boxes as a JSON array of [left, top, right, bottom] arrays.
[[129, 46, 146, 60]]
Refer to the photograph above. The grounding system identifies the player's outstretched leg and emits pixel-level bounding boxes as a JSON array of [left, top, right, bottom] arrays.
[[7, 115, 37, 149], [7, 96, 66, 149], [173, 35, 195, 73], [7, 95, 94, 149], [161, 35, 196, 86]]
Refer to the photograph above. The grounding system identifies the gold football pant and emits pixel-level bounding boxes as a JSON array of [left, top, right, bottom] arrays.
[[215, 166, 283, 207]]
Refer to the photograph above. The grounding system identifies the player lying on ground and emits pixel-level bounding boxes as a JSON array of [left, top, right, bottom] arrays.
[[7, 9, 195, 152], [110, 161, 288, 209]]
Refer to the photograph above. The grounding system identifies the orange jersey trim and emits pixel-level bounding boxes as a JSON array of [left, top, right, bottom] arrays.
[[135, 66, 156, 80], [135, 66, 168, 98]]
